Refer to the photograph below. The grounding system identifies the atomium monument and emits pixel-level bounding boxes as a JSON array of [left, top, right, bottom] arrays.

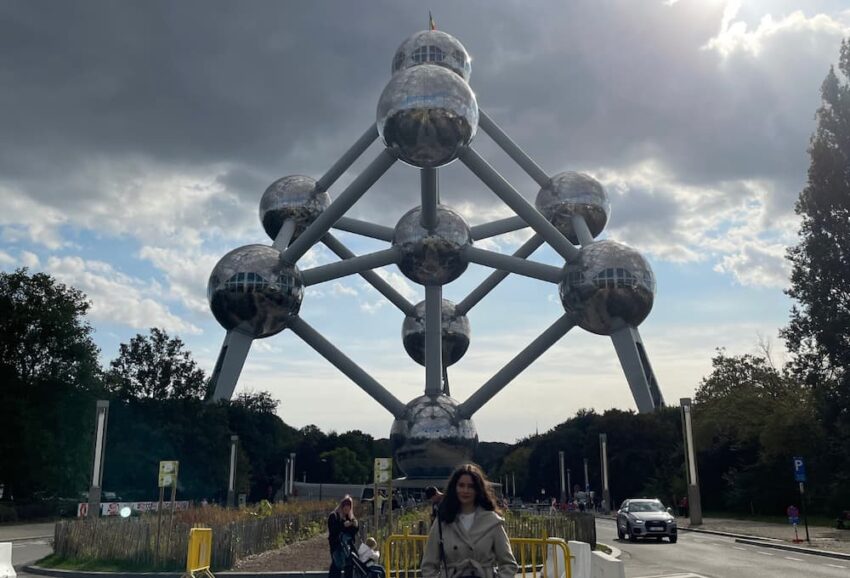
[[206, 28, 665, 479]]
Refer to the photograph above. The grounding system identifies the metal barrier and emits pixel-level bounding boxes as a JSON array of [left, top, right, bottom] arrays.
[[182, 527, 214, 578], [383, 531, 572, 578]]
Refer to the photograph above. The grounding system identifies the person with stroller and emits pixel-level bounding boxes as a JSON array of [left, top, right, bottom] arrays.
[[328, 495, 359, 578], [354, 537, 386, 578], [421, 464, 518, 578]]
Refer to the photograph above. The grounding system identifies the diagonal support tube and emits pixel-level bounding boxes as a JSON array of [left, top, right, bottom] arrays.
[[571, 214, 595, 247], [458, 314, 576, 418], [458, 147, 580, 263], [273, 219, 297, 251], [424, 285, 444, 397], [301, 247, 401, 286], [332, 217, 395, 242], [470, 216, 528, 240], [283, 149, 397, 264], [289, 316, 407, 418], [610, 325, 665, 413], [316, 124, 379, 193], [456, 234, 545, 315], [207, 330, 254, 402], [463, 245, 562, 284], [479, 110, 550, 188], [322, 234, 416, 316]]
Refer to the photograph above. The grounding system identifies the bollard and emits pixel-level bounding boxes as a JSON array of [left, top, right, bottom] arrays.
[[0, 543, 16, 578]]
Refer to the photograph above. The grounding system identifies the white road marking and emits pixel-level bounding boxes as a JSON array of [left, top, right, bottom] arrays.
[[732, 546, 747, 550], [784, 556, 804, 561], [632, 574, 711, 578], [824, 564, 847, 569], [756, 551, 775, 556]]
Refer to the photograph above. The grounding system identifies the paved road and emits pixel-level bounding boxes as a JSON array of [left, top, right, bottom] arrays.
[[11, 537, 52, 568], [596, 518, 850, 578]]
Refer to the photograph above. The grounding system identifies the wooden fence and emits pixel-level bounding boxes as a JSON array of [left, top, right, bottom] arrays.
[[53, 508, 328, 570]]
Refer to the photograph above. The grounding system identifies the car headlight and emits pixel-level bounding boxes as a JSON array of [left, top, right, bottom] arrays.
[[631, 517, 645, 524]]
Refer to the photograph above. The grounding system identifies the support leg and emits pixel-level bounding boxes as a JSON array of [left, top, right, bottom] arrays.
[[208, 330, 254, 402], [610, 325, 664, 412]]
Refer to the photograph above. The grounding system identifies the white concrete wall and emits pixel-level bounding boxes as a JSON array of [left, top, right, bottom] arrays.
[[0, 542, 16, 578], [568, 540, 592, 578], [590, 550, 624, 578]]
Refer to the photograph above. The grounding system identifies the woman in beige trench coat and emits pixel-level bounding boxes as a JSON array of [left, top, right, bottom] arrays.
[[422, 464, 518, 578]]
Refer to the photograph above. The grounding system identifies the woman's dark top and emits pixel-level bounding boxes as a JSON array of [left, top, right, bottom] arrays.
[[328, 511, 359, 551]]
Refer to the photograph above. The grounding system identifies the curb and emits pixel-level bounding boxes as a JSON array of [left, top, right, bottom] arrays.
[[23, 567, 329, 578], [8, 535, 53, 543], [734, 538, 850, 561], [678, 526, 783, 542]]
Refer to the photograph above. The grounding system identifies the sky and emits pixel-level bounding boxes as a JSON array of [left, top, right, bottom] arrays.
[[1, 0, 848, 443]]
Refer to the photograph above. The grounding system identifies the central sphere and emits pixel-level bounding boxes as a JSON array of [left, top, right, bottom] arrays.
[[535, 171, 610, 244], [377, 64, 478, 168], [260, 175, 330, 241], [559, 240, 655, 335], [391, 30, 472, 81], [208, 245, 303, 338], [390, 394, 478, 478], [393, 205, 472, 285], [402, 298, 471, 367]]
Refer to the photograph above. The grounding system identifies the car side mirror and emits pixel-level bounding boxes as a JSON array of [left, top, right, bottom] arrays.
[[666, 507, 673, 515]]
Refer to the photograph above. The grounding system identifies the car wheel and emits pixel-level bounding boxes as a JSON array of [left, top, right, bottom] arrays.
[[628, 525, 638, 542], [617, 525, 625, 540], [669, 535, 677, 544]]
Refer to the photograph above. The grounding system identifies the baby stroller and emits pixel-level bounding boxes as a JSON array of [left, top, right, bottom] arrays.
[[350, 542, 386, 578]]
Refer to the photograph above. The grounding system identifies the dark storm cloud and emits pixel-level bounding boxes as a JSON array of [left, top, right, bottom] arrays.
[[0, 0, 841, 228]]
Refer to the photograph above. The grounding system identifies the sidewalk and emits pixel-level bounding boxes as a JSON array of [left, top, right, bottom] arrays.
[[0, 522, 55, 541], [675, 516, 850, 557]]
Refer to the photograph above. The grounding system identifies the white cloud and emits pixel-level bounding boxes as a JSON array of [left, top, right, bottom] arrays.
[[714, 241, 790, 288], [704, 2, 849, 58], [331, 282, 358, 297], [45, 255, 201, 335], [20, 251, 40, 268], [0, 250, 14, 265]]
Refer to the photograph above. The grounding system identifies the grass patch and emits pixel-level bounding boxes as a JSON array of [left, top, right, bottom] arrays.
[[594, 543, 612, 555], [36, 553, 178, 572]]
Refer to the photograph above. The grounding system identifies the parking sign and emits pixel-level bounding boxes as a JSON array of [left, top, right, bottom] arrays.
[[792, 456, 806, 482]]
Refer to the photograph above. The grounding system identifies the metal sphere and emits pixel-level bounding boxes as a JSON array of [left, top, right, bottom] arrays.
[[390, 394, 478, 478], [535, 171, 610, 244], [377, 64, 478, 168], [259, 175, 330, 241], [402, 299, 471, 367], [391, 30, 471, 81], [393, 205, 472, 285], [208, 244, 303, 338], [559, 240, 655, 335]]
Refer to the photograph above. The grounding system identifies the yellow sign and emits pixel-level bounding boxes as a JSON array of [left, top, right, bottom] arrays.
[[185, 527, 214, 576], [374, 458, 392, 484], [159, 460, 179, 488]]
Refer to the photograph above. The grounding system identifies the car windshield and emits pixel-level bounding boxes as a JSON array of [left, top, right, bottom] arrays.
[[630, 501, 664, 512]]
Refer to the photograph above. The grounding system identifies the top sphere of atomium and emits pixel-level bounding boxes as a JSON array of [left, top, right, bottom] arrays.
[[393, 204, 472, 285], [536, 171, 610, 244], [391, 30, 472, 81], [559, 240, 655, 335], [402, 298, 471, 367], [390, 394, 478, 478], [260, 175, 330, 241], [208, 244, 303, 338], [377, 64, 478, 168]]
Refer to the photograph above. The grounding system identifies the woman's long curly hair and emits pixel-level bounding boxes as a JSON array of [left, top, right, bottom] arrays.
[[439, 463, 501, 523]]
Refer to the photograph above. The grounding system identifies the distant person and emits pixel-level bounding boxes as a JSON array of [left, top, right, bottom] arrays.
[[425, 486, 443, 523], [421, 464, 517, 578], [328, 495, 359, 578]]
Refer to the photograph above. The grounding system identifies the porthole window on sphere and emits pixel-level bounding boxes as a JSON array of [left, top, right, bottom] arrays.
[[224, 272, 271, 293], [412, 45, 446, 65]]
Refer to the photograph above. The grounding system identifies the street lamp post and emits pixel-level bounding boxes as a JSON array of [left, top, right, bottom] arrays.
[[558, 451, 566, 504], [228, 435, 238, 508], [290, 452, 296, 497], [566, 469, 572, 501], [599, 434, 610, 513], [87, 400, 110, 518], [680, 398, 703, 524]]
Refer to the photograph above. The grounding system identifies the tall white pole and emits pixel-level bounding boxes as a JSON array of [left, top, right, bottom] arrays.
[[87, 400, 109, 518], [680, 398, 703, 524], [600, 433, 610, 512], [558, 451, 566, 503], [228, 435, 238, 507], [290, 452, 296, 496]]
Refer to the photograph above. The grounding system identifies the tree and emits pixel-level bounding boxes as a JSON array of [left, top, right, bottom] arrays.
[[321, 447, 369, 484], [107, 328, 207, 400], [0, 268, 100, 387], [784, 40, 850, 422]]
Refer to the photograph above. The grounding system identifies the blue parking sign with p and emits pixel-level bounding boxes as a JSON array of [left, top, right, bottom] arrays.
[[793, 456, 806, 482]]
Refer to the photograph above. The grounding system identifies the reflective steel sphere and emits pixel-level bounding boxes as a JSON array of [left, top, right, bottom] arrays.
[[393, 205, 472, 285], [259, 175, 330, 241], [402, 299, 471, 367], [535, 172, 610, 244], [390, 394, 478, 478], [208, 244, 303, 338], [559, 240, 655, 335], [391, 30, 471, 81], [377, 64, 478, 168]]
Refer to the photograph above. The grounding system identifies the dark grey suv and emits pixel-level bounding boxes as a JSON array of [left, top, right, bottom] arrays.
[[616, 498, 677, 543]]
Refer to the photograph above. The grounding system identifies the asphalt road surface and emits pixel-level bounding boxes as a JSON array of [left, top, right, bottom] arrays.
[[11, 536, 52, 569], [596, 518, 849, 578]]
